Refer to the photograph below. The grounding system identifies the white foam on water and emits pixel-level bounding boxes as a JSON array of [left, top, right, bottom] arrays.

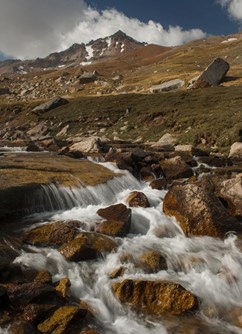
[[6, 161, 242, 333]]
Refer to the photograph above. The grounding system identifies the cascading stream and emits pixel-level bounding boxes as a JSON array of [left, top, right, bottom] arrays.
[[3, 161, 242, 333]]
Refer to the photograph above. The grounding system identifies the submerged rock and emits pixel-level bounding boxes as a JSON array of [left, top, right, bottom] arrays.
[[163, 183, 242, 237], [112, 279, 197, 316], [96, 203, 131, 237], [59, 232, 117, 262]]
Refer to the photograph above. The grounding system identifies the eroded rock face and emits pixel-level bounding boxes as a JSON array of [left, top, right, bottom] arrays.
[[126, 191, 150, 208], [23, 221, 79, 247], [163, 183, 242, 237], [112, 279, 197, 316], [96, 204, 131, 237], [59, 232, 117, 262], [160, 156, 193, 181]]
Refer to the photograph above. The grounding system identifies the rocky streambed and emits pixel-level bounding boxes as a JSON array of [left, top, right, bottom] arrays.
[[0, 143, 242, 333]]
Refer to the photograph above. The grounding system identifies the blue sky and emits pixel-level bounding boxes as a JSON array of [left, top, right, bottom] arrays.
[[0, 0, 241, 60], [87, 0, 239, 36]]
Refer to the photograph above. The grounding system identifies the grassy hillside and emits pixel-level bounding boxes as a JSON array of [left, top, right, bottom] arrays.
[[1, 86, 241, 152]]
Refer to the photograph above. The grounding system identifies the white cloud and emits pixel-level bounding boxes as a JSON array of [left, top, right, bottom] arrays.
[[0, 1, 206, 60], [217, 0, 242, 20]]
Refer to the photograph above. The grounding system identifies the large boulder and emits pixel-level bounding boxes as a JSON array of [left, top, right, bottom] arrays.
[[160, 156, 193, 181], [96, 203, 131, 237], [79, 72, 97, 84], [23, 221, 79, 247], [163, 183, 242, 238], [112, 279, 197, 316], [190, 57, 229, 89], [218, 174, 242, 218], [69, 136, 111, 154], [32, 96, 69, 114], [151, 133, 177, 151], [59, 232, 117, 262], [150, 79, 184, 93]]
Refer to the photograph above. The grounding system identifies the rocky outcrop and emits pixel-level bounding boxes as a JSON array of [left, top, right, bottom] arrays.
[[190, 57, 229, 89], [96, 203, 131, 237], [24, 221, 79, 247], [126, 191, 150, 208], [32, 96, 69, 114], [160, 156, 193, 181], [163, 183, 242, 237], [112, 279, 197, 316], [59, 232, 117, 262], [151, 79, 184, 93]]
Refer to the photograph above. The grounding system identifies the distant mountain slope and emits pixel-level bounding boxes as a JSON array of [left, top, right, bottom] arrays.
[[0, 30, 147, 74]]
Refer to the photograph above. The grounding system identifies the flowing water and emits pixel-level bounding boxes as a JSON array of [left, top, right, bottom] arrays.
[[2, 160, 242, 333]]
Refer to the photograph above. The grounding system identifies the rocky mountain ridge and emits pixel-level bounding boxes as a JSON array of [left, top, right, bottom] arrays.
[[0, 30, 145, 74]]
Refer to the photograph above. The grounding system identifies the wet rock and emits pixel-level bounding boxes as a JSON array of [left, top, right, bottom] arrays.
[[218, 174, 242, 218], [149, 178, 167, 190], [32, 96, 69, 114], [112, 279, 197, 316], [54, 278, 71, 299], [0, 244, 19, 270], [26, 141, 43, 152], [34, 270, 52, 284], [150, 79, 184, 93], [163, 183, 242, 237], [190, 57, 229, 89], [126, 191, 150, 208], [96, 203, 131, 237], [160, 156, 193, 181], [109, 267, 126, 279], [59, 232, 117, 262], [139, 250, 167, 273], [23, 303, 57, 323], [69, 136, 111, 154], [24, 222, 79, 247], [7, 282, 56, 307], [37, 305, 86, 334]]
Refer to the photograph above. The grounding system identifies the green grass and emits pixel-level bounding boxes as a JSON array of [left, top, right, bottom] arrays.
[[1, 86, 242, 152]]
